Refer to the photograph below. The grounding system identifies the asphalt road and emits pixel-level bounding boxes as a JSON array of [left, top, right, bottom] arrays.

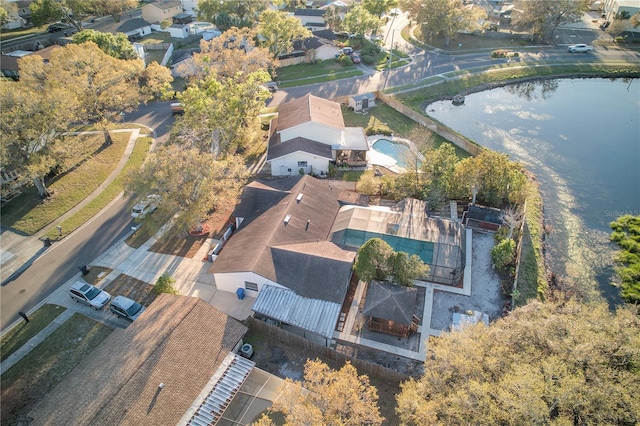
[[0, 196, 134, 329], [0, 102, 172, 330]]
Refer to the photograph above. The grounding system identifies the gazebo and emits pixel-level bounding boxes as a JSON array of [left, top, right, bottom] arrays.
[[362, 281, 420, 337]]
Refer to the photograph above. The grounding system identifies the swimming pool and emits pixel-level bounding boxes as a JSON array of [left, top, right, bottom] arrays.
[[371, 138, 418, 168]]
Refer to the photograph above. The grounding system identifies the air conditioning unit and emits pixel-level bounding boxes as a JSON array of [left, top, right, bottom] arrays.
[[240, 343, 253, 358]]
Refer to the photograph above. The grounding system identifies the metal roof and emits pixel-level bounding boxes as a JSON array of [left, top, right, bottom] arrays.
[[185, 353, 255, 426], [252, 285, 341, 339]]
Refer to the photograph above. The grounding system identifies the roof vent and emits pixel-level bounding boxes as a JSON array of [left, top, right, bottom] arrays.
[[296, 193, 303, 202], [284, 214, 291, 225]]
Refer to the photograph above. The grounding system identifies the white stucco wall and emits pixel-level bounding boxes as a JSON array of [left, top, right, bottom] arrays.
[[269, 152, 330, 176], [280, 122, 342, 147], [213, 271, 280, 296]]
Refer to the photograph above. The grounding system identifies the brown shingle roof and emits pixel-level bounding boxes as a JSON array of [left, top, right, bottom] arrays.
[[276, 94, 345, 132], [28, 294, 247, 426], [210, 176, 346, 280]]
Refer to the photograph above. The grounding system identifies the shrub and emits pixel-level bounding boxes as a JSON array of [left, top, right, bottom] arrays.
[[336, 54, 353, 66], [328, 162, 337, 178], [154, 274, 178, 294], [361, 54, 376, 65], [491, 238, 516, 270], [366, 117, 393, 136]]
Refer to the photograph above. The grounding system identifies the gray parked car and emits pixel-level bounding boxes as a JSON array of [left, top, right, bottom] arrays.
[[110, 295, 146, 321], [69, 281, 111, 310]]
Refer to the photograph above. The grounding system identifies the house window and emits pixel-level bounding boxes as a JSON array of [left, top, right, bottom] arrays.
[[245, 281, 258, 291], [297, 161, 308, 167]]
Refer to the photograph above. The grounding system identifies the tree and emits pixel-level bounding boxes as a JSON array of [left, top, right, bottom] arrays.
[[197, 0, 268, 27], [390, 251, 429, 287], [421, 143, 459, 209], [91, 0, 138, 22], [353, 238, 428, 285], [268, 359, 384, 426], [401, 0, 485, 46], [0, 0, 14, 26], [0, 43, 172, 197], [154, 274, 178, 294], [500, 206, 523, 239], [609, 215, 640, 303], [180, 27, 277, 81], [452, 150, 527, 207], [354, 238, 395, 282], [73, 29, 137, 59], [511, 0, 588, 42], [323, 5, 342, 32], [172, 69, 271, 156], [342, 5, 381, 38], [631, 11, 640, 28], [363, 0, 398, 19], [127, 146, 249, 234], [357, 170, 381, 196], [30, 0, 90, 31], [396, 298, 640, 425], [258, 10, 312, 57]]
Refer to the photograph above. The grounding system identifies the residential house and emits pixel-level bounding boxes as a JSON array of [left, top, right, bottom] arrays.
[[1, 0, 30, 29], [142, 0, 183, 26], [28, 294, 284, 425], [266, 94, 368, 177], [91, 17, 153, 40], [210, 176, 356, 345], [294, 8, 327, 31], [603, 0, 640, 31], [0, 45, 60, 81]]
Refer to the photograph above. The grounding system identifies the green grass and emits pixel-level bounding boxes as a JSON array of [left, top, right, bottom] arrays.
[[0, 314, 113, 424], [336, 170, 365, 181], [514, 177, 547, 306], [0, 25, 49, 41], [278, 70, 363, 88], [43, 136, 153, 241], [276, 61, 357, 81], [0, 132, 129, 235], [0, 304, 67, 362]]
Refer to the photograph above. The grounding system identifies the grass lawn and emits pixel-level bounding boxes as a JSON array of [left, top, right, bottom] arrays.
[[43, 136, 153, 241], [413, 27, 534, 51], [0, 132, 129, 235], [0, 25, 49, 41], [0, 314, 113, 425], [277, 60, 357, 81], [0, 304, 67, 362]]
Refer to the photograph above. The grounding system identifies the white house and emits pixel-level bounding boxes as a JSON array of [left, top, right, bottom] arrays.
[[266, 94, 368, 177]]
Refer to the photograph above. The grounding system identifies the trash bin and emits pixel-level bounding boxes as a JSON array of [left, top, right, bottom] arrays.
[[78, 264, 89, 275], [236, 288, 245, 300], [43, 237, 51, 247]]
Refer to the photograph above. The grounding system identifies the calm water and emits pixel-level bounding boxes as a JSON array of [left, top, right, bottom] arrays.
[[372, 138, 413, 167], [428, 78, 640, 304]]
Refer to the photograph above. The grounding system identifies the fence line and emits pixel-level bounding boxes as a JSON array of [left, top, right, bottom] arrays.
[[511, 199, 527, 309], [247, 317, 409, 383]]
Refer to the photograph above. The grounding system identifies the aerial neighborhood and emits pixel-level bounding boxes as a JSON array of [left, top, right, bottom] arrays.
[[1, 0, 640, 424]]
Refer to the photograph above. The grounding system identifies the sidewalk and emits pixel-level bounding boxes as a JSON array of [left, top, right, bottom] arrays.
[[1, 128, 145, 286]]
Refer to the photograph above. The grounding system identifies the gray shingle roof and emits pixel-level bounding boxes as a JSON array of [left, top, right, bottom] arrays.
[[210, 176, 354, 302], [294, 8, 327, 17], [29, 295, 247, 426], [266, 135, 333, 161], [362, 281, 418, 325]]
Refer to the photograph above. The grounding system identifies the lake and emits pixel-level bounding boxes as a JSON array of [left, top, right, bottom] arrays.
[[427, 78, 640, 305]]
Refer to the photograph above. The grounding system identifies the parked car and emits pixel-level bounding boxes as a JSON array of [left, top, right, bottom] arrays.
[[69, 281, 111, 310], [47, 23, 70, 33], [340, 47, 353, 56], [131, 194, 160, 219], [171, 102, 184, 116], [568, 44, 593, 53], [262, 81, 279, 92], [110, 296, 146, 321], [351, 52, 361, 64]]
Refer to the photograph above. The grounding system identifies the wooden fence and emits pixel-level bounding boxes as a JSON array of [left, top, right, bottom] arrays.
[[247, 317, 410, 383]]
